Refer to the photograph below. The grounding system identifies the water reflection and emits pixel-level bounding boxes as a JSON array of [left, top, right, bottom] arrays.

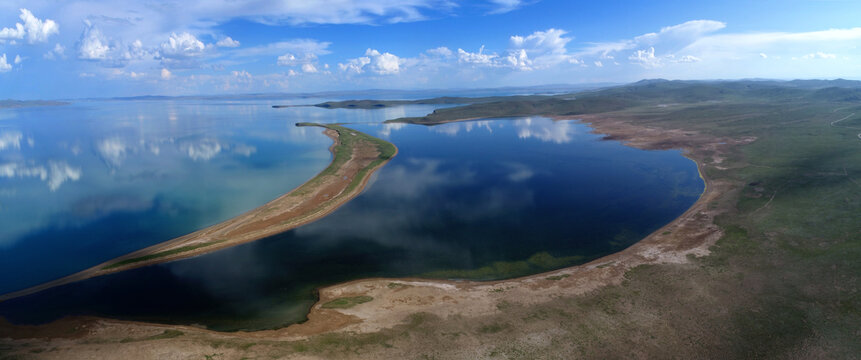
[[515, 117, 578, 143], [0, 101, 454, 293], [3, 117, 703, 330]]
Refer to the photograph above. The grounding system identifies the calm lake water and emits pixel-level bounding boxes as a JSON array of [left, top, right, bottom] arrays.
[[0, 100, 704, 331]]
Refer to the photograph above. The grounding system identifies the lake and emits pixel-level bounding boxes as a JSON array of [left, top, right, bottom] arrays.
[[0, 100, 704, 331]]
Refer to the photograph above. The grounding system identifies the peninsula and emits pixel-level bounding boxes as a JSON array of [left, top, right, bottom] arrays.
[[0, 123, 397, 302]]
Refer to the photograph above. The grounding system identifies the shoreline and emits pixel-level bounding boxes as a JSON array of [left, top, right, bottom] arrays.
[[262, 113, 738, 337], [0, 113, 739, 342], [0, 124, 398, 303]]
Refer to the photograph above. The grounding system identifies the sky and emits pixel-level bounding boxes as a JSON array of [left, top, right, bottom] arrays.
[[1, 0, 860, 99]]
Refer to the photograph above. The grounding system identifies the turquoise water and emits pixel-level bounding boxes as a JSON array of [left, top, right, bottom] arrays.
[[0, 100, 441, 293], [0, 102, 704, 331]]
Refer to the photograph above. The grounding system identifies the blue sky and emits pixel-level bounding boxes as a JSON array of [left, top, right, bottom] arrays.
[[1, 0, 860, 99]]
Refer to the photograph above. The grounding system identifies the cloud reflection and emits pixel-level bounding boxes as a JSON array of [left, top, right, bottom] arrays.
[[96, 137, 129, 167], [0, 161, 82, 191], [0, 131, 23, 150], [514, 117, 576, 143], [431, 120, 494, 136]]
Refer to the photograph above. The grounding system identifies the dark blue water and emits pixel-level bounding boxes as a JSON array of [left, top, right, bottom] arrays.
[[0, 115, 703, 331]]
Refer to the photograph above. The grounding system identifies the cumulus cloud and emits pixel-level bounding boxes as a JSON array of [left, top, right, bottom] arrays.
[[508, 28, 572, 69], [277, 52, 318, 67], [0, 54, 11, 72], [339, 56, 370, 73], [13, 55, 23, 64], [160, 32, 206, 58], [216, 36, 240, 47], [454, 29, 576, 71], [161, 68, 172, 79], [301, 62, 318, 73], [629, 47, 660, 68], [78, 22, 111, 60], [43, 43, 65, 59], [457, 46, 499, 65], [338, 48, 401, 74], [0, 9, 59, 44], [365, 49, 401, 74]]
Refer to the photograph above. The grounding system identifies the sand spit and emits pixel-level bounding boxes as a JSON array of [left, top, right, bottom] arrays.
[[0, 124, 397, 303]]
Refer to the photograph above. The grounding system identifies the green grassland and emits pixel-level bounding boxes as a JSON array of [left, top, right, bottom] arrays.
[[287, 80, 861, 358]]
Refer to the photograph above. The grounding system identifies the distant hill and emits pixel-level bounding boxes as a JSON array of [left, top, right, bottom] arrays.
[[0, 100, 69, 109]]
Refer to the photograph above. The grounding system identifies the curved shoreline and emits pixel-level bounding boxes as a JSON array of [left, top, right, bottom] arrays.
[[260, 114, 739, 337], [0, 124, 398, 303], [0, 114, 738, 344]]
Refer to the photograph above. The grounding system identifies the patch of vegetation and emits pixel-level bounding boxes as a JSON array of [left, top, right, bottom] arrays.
[[545, 274, 570, 281], [102, 242, 223, 270], [321, 296, 374, 309], [422, 252, 585, 280], [119, 329, 184, 343]]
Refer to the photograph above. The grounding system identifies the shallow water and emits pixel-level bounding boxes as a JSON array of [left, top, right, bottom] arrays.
[[0, 102, 704, 331]]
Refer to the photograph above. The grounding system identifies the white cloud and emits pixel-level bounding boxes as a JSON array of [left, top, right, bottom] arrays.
[[634, 20, 726, 49], [594, 60, 603, 67], [457, 46, 499, 65], [216, 36, 240, 47], [508, 28, 572, 69], [0, 23, 25, 41], [0, 9, 59, 44], [338, 48, 402, 74], [13, 55, 23, 64], [78, 22, 111, 60], [301, 62, 318, 73], [488, 0, 524, 14], [43, 43, 65, 59], [277, 52, 319, 67], [0, 54, 11, 72], [629, 47, 661, 68], [759, 53, 768, 59], [365, 48, 401, 74], [160, 32, 206, 58], [338, 56, 370, 73], [426, 46, 453, 57], [578, 20, 726, 62], [674, 55, 701, 63], [161, 68, 172, 79], [800, 52, 837, 60]]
